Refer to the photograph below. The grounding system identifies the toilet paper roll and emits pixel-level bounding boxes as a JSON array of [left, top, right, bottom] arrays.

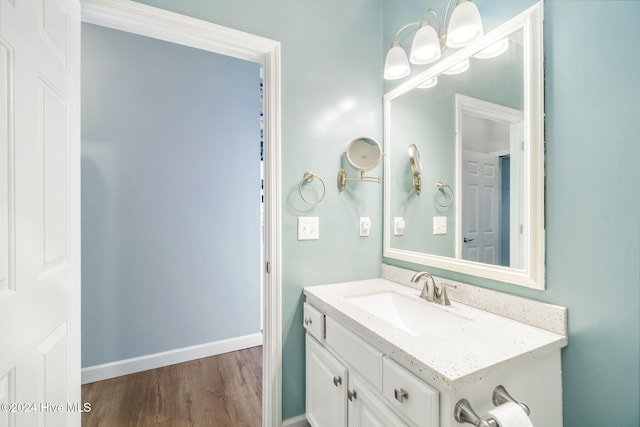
[[486, 402, 534, 427]]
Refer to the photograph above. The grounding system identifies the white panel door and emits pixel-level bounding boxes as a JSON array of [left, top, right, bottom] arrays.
[[461, 149, 501, 265], [0, 0, 80, 426]]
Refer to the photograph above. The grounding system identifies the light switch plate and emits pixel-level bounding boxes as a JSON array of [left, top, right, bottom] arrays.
[[298, 217, 319, 240], [433, 216, 447, 235]]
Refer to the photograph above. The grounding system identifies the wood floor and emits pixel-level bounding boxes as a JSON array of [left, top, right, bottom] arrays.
[[81, 346, 262, 427]]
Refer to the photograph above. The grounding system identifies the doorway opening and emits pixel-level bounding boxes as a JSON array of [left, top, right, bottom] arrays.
[[79, 1, 282, 425]]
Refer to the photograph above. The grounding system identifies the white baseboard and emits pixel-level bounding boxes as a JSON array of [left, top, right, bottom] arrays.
[[81, 333, 262, 384], [282, 414, 309, 427]]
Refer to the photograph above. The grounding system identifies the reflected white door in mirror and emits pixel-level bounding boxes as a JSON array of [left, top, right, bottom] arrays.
[[456, 94, 524, 269], [383, 3, 545, 289]]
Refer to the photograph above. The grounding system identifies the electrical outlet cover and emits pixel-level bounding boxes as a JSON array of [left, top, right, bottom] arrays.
[[360, 217, 371, 237]]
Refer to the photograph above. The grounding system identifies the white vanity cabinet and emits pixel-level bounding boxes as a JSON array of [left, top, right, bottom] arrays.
[[305, 334, 409, 427], [304, 302, 438, 427], [348, 373, 409, 427], [305, 334, 348, 427], [303, 278, 568, 427]]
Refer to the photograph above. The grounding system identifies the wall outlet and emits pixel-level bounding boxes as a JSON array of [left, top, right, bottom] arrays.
[[298, 217, 319, 240], [433, 216, 447, 235], [359, 217, 371, 237], [394, 217, 405, 236]]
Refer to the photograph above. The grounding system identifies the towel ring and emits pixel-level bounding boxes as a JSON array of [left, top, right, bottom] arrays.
[[299, 171, 326, 205], [435, 181, 453, 207]]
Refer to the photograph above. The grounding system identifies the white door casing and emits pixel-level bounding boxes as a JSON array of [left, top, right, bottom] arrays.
[[0, 0, 81, 426]]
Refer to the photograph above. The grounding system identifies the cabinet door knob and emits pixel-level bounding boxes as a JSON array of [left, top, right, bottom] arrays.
[[394, 388, 409, 403], [333, 376, 342, 387], [304, 317, 313, 326], [348, 389, 357, 401]]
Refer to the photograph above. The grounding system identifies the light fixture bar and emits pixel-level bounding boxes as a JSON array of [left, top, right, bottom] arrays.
[[384, 0, 483, 80]]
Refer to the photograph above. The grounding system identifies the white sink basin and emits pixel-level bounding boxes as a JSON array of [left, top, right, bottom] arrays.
[[345, 290, 471, 336]]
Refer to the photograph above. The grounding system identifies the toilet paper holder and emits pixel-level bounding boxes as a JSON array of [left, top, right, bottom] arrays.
[[454, 385, 530, 426]]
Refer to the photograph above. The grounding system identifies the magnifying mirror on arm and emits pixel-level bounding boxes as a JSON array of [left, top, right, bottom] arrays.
[[338, 137, 383, 191], [408, 144, 422, 195]]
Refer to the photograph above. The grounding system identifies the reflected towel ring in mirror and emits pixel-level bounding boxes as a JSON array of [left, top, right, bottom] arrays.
[[435, 181, 453, 207], [299, 171, 326, 204], [338, 137, 383, 191], [408, 144, 422, 195]]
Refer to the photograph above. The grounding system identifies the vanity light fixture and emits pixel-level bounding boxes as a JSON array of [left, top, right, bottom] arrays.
[[384, 39, 411, 80], [384, 0, 483, 80]]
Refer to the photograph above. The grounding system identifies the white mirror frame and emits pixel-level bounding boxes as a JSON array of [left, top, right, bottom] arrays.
[[383, 2, 545, 290]]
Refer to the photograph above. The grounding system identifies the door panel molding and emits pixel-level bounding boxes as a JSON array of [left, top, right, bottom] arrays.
[[0, 37, 15, 295]]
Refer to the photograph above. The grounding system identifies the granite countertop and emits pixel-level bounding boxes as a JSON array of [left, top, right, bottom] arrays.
[[304, 278, 568, 392]]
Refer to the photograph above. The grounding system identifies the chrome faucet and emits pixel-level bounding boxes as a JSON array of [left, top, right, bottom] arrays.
[[410, 272, 450, 306]]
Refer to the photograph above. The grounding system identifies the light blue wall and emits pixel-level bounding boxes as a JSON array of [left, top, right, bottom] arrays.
[[81, 24, 262, 367], [384, 1, 640, 426]]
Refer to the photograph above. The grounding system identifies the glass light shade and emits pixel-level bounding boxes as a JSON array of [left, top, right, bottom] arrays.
[[474, 38, 509, 59], [384, 42, 410, 80], [442, 58, 470, 75], [410, 23, 441, 65], [446, 1, 483, 48], [417, 76, 438, 89]]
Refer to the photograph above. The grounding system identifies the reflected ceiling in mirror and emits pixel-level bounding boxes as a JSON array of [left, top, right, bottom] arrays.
[[383, 3, 545, 289]]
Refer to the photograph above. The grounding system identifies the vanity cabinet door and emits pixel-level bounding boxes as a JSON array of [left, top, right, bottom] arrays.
[[306, 334, 348, 427], [382, 357, 439, 427], [348, 375, 409, 427]]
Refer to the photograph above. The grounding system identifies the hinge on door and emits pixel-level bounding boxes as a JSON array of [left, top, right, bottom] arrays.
[[521, 140, 525, 151], [265, 261, 271, 274]]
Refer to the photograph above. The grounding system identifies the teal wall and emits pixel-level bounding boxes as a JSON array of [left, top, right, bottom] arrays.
[[544, 2, 639, 424], [126, 0, 639, 424]]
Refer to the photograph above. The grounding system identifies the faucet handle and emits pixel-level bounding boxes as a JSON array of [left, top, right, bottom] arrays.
[[419, 280, 432, 302], [441, 284, 450, 306], [432, 282, 451, 306]]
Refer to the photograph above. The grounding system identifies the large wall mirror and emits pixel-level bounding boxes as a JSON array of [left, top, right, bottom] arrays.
[[383, 3, 545, 289]]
